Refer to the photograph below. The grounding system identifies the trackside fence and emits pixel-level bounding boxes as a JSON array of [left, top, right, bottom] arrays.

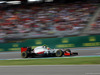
[[0, 35, 100, 52]]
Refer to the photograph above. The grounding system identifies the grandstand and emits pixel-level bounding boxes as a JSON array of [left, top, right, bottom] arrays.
[[0, 0, 100, 43]]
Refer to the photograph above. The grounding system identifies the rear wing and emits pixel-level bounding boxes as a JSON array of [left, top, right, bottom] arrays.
[[21, 47, 27, 53]]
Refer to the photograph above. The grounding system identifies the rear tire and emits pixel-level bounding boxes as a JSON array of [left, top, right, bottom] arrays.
[[55, 50, 63, 57], [21, 51, 28, 58]]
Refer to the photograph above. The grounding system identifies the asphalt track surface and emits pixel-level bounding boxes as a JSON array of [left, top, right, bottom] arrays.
[[0, 65, 100, 75], [0, 47, 100, 75], [0, 47, 100, 59]]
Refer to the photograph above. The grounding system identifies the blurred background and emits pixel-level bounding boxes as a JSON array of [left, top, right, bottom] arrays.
[[0, 0, 100, 51]]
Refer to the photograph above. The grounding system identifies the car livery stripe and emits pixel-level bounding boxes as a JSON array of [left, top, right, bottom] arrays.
[[37, 51, 45, 54]]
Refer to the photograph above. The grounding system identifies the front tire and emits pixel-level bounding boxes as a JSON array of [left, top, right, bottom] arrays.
[[55, 50, 63, 57]]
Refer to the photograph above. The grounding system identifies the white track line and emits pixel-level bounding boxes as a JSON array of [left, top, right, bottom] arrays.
[[0, 55, 100, 60], [0, 65, 100, 67]]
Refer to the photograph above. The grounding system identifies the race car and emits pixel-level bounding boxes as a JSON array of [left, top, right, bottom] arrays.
[[21, 46, 78, 58]]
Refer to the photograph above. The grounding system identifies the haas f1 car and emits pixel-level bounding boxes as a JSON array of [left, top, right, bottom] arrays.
[[21, 46, 78, 58]]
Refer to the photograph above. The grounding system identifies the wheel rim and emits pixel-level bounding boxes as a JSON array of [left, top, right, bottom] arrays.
[[56, 51, 61, 55], [22, 53, 26, 57]]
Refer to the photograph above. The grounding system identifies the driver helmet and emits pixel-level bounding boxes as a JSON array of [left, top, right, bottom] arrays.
[[47, 47, 50, 50], [43, 45, 47, 48]]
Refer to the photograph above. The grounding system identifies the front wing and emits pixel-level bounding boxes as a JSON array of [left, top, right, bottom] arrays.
[[64, 52, 78, 56]]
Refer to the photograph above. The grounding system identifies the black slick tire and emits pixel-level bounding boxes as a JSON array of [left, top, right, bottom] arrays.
[[55, 50, 63, 57], [21, 51, 28, 58]]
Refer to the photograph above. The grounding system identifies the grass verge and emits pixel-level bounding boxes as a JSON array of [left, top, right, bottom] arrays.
[[0, 57, 100, 65]]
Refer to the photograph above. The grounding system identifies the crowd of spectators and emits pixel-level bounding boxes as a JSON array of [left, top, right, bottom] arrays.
[[0, 2, 99, 38], [90, 13, 100, 34]]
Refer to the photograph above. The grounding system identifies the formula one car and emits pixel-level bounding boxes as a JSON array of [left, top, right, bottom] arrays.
[[21, 46, 78, 58]]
